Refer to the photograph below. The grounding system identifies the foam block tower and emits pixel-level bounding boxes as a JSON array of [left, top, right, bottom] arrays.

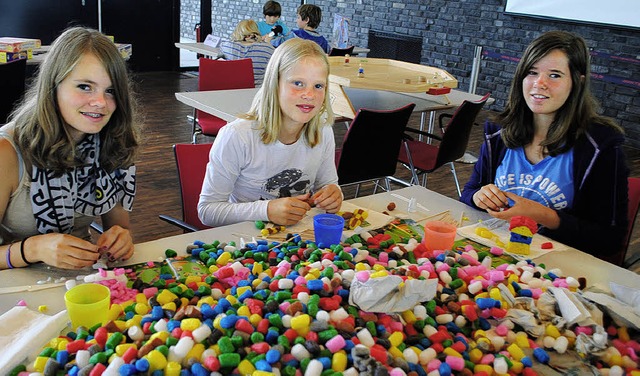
[[506, 216, 538, 255]]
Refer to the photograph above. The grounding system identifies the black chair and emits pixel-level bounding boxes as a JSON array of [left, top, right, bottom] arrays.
[[0, 58, 27, 124], [336, 103, 415, 197], [329, 46, 355, 56], [398, 93, 490, 197]]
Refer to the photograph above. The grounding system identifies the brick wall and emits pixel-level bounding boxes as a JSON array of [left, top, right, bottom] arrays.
[[181, 0, 640, 147], [180, 0, 200, 39]]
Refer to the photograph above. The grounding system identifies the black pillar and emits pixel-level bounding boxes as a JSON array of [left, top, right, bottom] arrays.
[[200, 0, 212, 42]]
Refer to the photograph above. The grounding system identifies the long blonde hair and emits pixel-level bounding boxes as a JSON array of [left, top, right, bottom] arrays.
[[11, 27, 141, 174], [244, 38, 334, 146]]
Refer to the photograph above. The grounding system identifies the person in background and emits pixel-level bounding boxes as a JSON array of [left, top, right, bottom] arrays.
[[292, 4, 330, 54], [257, 0, 291, 47], [198, 38, 342, 227], [0, 27, 141, 270], [221, 19, 275, 87], [460, 30, 629, 262]]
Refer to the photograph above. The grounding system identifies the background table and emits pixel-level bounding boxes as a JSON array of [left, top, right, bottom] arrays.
[[175, 87, 491, 124], [327, 57, 458, 119], [175, 42, 370, 59]]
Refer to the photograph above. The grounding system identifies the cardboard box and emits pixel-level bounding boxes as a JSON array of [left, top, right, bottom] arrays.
[[116, 43, 132, 60], [0, 37, 41, 53], [0, 50, 27, 64]]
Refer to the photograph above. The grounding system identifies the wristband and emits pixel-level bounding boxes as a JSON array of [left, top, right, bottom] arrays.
[[6, 243, 14, 269], [20, 237, 34, 265]]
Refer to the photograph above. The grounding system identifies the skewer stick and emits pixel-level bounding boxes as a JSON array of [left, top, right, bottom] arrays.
[[388, 222, 414, 237]]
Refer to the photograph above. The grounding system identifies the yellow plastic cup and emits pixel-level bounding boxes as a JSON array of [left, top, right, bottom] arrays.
[[422, 220, 457, 252], [64, 283, 111, 329]]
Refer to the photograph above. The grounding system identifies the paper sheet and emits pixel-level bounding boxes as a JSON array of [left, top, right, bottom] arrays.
[[266, 201, 394, 240], [457, 218, 568, 260], [0, 306, 69, 374]]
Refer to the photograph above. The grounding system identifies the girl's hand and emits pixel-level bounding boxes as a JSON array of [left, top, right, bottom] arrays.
[[267, 193, 312, 225], [311, 185, 342, 213], [473, 184, 509, 211], [487, 191, 560, 229], [97, 225, 134, 263], [27, 234, 100, 269]]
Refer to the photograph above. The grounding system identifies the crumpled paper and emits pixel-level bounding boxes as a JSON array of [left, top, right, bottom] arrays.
[[348, 276, 438, 313], [0, 306, 69, 374], [548, 287, 600, 327]]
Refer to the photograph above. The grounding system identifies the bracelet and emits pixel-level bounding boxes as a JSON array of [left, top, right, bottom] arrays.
[[6, 243, 14, 269], [20, 237, 34, 265]]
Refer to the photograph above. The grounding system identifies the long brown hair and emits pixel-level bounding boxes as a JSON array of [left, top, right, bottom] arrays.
[[11, 27, 141, 173], [498, 30, 622, 155]]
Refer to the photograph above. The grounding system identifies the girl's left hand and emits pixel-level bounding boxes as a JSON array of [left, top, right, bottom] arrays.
[[96, 225, 134, 263], [311, 184, 343, 213]]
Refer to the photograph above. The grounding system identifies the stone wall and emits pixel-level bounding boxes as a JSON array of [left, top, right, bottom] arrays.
[[180, 0, 640, 147]]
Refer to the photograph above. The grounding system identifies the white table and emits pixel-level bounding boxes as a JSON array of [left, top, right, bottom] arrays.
[[175, 87, 491, 124], [2, 185, 638, 316], [176, 42, 369, 57], [175, 42, 222, 59]]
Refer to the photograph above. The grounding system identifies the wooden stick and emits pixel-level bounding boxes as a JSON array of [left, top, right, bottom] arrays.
[[388, 222, 414, 237]]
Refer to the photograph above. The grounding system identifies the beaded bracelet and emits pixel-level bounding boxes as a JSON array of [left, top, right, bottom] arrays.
[[20, 237, 34, 265], [6, 243, 14, 269]]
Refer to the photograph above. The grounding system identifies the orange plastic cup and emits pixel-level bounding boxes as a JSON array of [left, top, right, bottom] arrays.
[[64, 283, 111, 329], [422, 220, 457, 252]]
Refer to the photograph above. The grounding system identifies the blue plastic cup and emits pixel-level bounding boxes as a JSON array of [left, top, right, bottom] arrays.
[[313, 213, 345, 246]]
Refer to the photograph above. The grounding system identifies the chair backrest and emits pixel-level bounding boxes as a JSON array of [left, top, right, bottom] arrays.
[[337, 103, 415, 185], [329, 46, 355, 56], [434, 92, 490, 168], [196, 58, 255, 137], [173, 143, 213, 231], [0, 58, 27, 124], [198, 57, 255, 91]]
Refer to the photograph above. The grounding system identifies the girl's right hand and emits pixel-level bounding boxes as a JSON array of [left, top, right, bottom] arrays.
[[472, 184, 510, 212], [267, 193, 312, 225], [26, 234, 100, 269]]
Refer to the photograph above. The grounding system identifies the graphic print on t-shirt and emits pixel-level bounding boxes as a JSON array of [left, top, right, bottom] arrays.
[[495, 148, 574, 210], [263, 168, 310, 198]]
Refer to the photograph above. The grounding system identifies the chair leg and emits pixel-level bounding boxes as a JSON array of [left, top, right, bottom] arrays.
[[372, 180, 380, 195], [421, 173, 428, 187], [385, 178, 391, 192], [354, 183, 361, 198], [191, 108, 200, 144], [402, 141, 420, 185], [449, 162, 462, 197]]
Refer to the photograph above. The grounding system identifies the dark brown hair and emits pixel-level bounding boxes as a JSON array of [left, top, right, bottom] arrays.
[[498, 30, 622, 155]]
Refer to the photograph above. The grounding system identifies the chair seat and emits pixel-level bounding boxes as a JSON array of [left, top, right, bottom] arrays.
[[398, 140, 439, 172], [198, 111, 227, 136]]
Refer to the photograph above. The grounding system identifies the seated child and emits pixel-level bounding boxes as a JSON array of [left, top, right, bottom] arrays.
[[220, 19, 275, 86], [292, 4, 330, 53], [198, 39, 343, 227], [257, 0, 291, 47]]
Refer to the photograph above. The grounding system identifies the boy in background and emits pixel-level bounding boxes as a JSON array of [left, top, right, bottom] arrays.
[[258, 1, 291, 47], [292, 4, 330, 53]]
